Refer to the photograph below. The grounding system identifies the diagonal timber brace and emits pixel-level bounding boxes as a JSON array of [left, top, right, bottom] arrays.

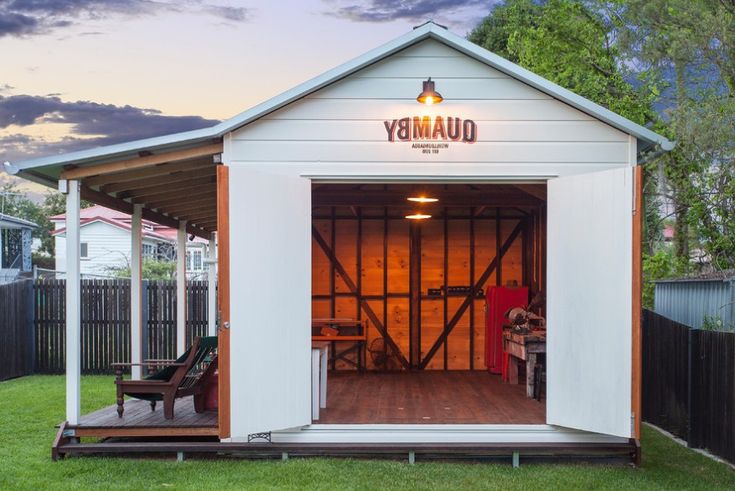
[[312, 225, 411, 370], [418, 221, 524, 369]]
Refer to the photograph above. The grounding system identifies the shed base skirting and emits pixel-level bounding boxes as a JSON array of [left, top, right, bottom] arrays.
[[53, 422, 638, 464], [52, 436, 638, 465]]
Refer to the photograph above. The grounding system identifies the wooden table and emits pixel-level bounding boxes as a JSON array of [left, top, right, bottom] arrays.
[[503, 330, 546, 398], [312, 319, 367, 371], [311, 342, 329, 421]]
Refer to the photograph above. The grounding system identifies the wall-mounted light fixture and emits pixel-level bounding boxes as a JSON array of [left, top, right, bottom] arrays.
[[416, 77, 443, 105]]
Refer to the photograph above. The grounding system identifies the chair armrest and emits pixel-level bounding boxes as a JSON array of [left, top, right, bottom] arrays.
[[111, 362, 187, 367], [112, 361, 188, 384]]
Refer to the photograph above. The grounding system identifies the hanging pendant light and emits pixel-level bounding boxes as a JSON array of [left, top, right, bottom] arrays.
[[405, 213, 432, 220], [407, 196, 438, 203], [416, 77, 443, 105]]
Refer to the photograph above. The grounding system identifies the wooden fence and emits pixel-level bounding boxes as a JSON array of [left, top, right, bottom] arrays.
[[33, 279, 211, 374], [0, 280, 34, 381], [642, 309, 735, 464]]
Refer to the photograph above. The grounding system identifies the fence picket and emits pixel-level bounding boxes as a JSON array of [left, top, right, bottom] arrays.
[[643, 309, 735, 465], [23, 278, 210, 375]]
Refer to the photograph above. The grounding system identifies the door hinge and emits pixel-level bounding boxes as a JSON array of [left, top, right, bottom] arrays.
[[631, 412, 636, 434]]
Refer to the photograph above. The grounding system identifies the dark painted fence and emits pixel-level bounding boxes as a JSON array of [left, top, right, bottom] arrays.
[[643, 309, 735, 464], [0, 280, 34, 381], [33, 279, 210, 375], [642, 309, 690, 438], [689, 329, 735, 463]]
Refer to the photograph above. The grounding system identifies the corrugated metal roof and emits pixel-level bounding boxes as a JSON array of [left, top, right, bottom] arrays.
[[4, 21, 673, 186], [0, 213, 38, 229]]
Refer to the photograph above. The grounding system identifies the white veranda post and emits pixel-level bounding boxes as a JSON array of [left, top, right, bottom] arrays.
[[130, 204, 143, 380], [207, 233, 217, 337], [64, 179, 81, 425], [177, 221, 187, 356]]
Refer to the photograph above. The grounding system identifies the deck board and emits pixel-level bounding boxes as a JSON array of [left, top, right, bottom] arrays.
[[70, 396, 217, 437], [318, 371, 545, 424]]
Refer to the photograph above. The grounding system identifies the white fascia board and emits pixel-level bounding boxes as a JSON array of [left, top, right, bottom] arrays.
[[7, 22, 671, 181]]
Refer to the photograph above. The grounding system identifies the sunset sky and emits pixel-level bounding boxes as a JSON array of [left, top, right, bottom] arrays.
[[0, 0, 497, 179]]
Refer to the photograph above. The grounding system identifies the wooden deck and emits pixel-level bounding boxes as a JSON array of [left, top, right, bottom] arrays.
[[63, 371, 541, 439], [68, 396, 218, 438], [317, 371, 545, 424]]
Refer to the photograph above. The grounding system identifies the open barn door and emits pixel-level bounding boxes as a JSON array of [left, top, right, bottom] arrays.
[[228, 166, 312, 438], [546, 167, 633, 437]]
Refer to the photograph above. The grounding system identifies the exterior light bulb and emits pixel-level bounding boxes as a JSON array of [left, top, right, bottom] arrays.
[[407, 196, 438, 203], [405, 213, 432, 220], [416, 78, 443, 105]]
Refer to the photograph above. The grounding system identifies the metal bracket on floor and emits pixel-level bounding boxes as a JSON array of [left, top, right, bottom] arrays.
[[248, 432, 272, 443], [512, 451, 520, 468], [408, 451, 416, 465]]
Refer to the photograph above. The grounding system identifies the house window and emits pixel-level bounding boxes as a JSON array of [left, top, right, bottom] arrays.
[[80, 242, 89, 259], [186, 250, 203, 271], [142, 243, 156, 259]]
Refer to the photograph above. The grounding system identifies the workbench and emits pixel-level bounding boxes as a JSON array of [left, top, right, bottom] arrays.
[[311, 318, 367, 371], [503, 330, 546, 398]]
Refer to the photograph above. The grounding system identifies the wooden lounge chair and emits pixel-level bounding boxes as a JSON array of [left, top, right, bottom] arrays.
[[112, 336, 218, 420]]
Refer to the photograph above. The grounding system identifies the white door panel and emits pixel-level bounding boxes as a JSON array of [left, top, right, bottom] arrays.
[[546, 166, 633, 437], [228, 166, 312, 437]]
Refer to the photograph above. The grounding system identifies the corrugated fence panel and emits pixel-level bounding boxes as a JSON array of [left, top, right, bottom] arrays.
[[655, 279, 735, 329]]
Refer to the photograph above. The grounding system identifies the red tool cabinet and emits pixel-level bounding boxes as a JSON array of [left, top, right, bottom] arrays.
[[485, 286, 529, 373]]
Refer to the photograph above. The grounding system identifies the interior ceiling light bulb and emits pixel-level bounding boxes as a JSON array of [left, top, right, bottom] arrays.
[[416, 77, 443, 105], [407, 196, 438, 203], [405, 213, 432, 220]]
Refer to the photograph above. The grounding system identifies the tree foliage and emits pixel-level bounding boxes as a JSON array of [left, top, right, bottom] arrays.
[[1, 183, 92, 260], [108, 259, 176, 280], [470, 0, 656, 124], [470, 0, 735, 274]]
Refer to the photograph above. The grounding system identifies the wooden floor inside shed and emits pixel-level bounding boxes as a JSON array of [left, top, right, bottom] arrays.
[[317, 371, 545, 424]]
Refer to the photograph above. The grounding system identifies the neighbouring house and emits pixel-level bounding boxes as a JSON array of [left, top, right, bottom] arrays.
[[7, 22, 675, 462], [51, 205, 208, 278], [0, 213, 37, 284]]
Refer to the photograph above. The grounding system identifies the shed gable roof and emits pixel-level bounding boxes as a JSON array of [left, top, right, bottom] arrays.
[[6, 22, 672, 185]]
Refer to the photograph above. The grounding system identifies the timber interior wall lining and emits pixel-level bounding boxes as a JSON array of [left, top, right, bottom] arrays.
[[312, 206, 544, 371]]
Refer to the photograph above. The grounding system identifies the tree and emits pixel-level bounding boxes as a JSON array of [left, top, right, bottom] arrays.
[[0, 183, 92, 260], [108, 259, 176, 280], [469, 0, 656, 125], [619, 0, 735, 269]]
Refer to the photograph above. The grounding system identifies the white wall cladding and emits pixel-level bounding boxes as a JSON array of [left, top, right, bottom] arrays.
[[227, 39, 631, 177], [223, 37, 637, 440]]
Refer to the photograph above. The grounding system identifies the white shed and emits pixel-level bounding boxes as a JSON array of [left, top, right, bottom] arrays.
[[8, 22, 672, 462]]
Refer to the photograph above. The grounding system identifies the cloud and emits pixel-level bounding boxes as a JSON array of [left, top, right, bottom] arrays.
[[0, 93, 220, 162], [0, 0, 252, 38], [323, 0, 489, 24]]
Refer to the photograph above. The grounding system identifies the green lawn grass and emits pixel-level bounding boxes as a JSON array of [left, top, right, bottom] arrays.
[[1, 375, 733, 490]]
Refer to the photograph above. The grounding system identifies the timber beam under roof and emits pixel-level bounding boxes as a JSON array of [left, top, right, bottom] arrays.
[[60, 143, 222, 180], [80, 186, 212, 238], [312, 189, 544, 208]]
